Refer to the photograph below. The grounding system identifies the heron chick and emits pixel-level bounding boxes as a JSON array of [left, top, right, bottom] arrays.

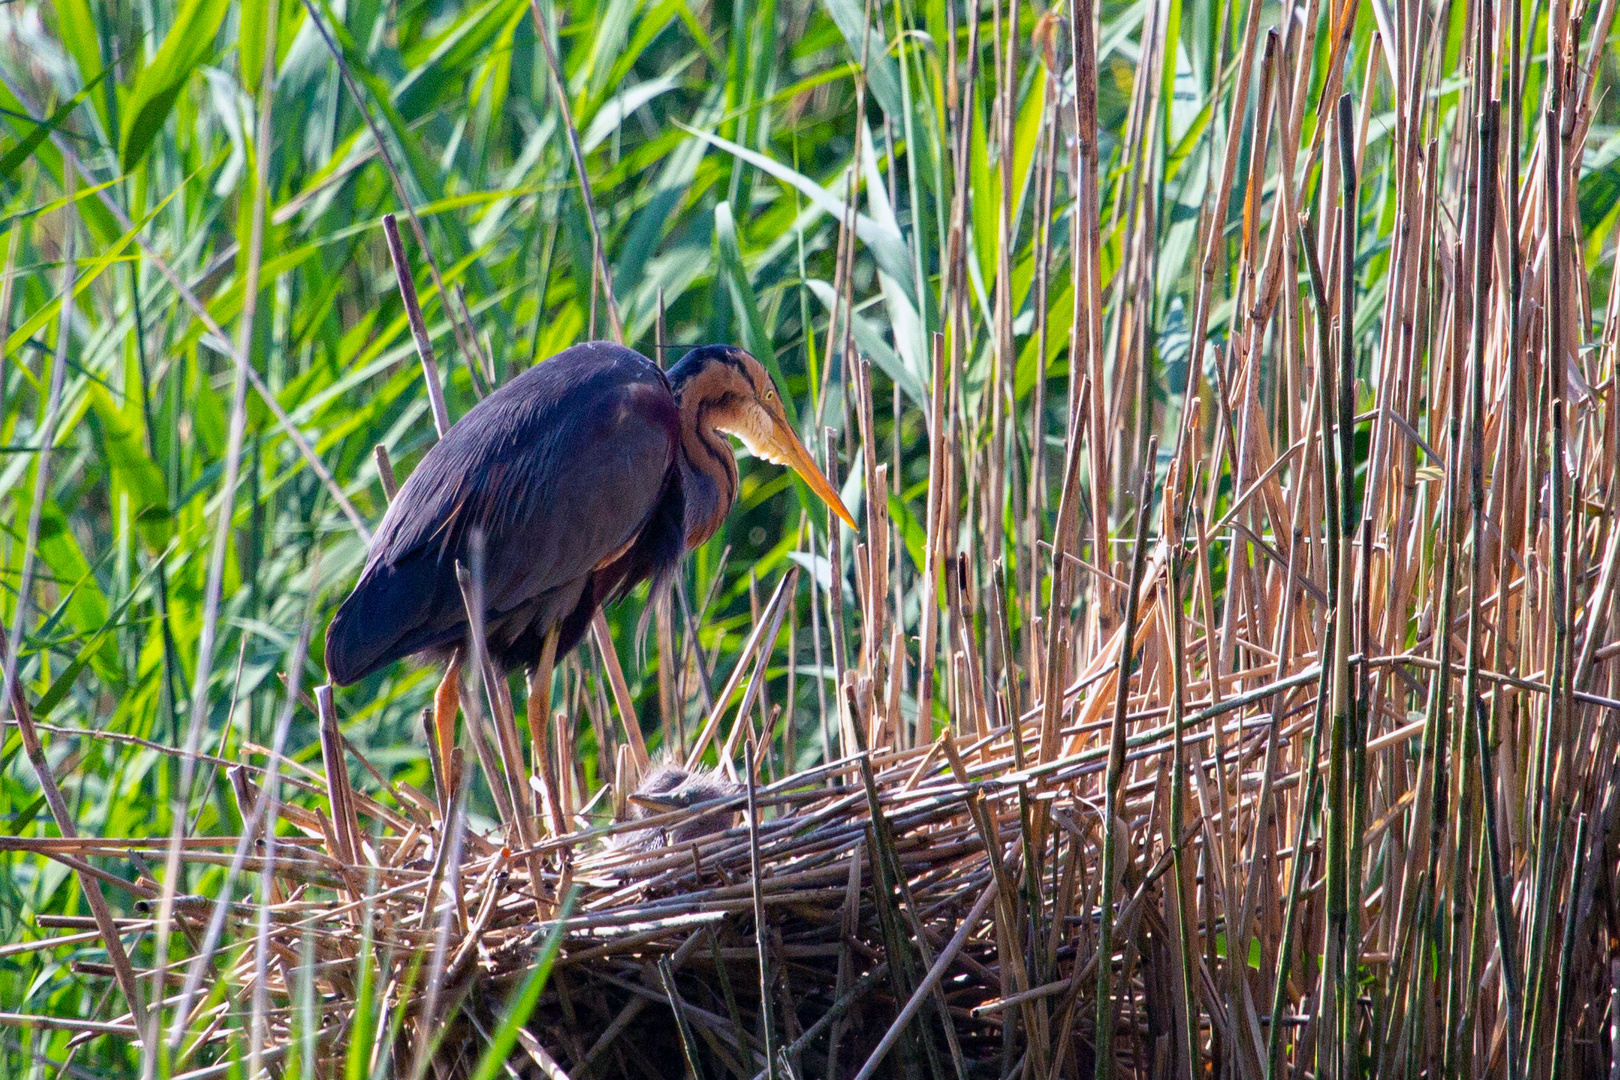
[[615, 763, 741, 850]]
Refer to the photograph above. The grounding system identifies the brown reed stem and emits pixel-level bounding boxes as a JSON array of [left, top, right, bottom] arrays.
[[1092, 437, 1154, 1080]]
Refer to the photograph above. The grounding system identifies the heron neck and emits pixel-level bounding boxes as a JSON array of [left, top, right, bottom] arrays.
[[675, 398, 737, 549]]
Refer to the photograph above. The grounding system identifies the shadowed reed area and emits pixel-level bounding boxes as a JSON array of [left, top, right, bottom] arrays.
[[2, 0, 1620, 1076]]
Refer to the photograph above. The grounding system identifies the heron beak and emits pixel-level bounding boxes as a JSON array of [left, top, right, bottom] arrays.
[[628, 792, 686, 812], [768, 420, 859, 531]]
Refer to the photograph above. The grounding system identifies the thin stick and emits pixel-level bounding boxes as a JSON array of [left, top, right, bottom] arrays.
[[723, 569, 801, 773], [849, 881, 997, 1080], [298, 0, 487, 393], [8, 685, 151, 1041], [592, 611, 650, 774], [918, 332, 947, 735], [745, 739, 779, 1080], [657, 957, 709, 1080], [0, 172, 75, 734], [451, 552, 521, 832], [169, 596, 317, 1050], [0, 69, 371, 538], [686, 570, 798, 772], [525, 0, 623, 341], [0, 180, 154, 1047], [529, 632, 567, 838], [1092, 437, 1155, 1080], [315, 686, 361, 869], [383, 212, 452, 438], [374, 445, 399, 502]]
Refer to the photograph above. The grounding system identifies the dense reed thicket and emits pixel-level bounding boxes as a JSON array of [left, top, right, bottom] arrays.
[[2, 0, 1620, 1075]]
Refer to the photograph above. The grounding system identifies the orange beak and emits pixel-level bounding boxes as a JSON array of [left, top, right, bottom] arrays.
[[765, 420, 859, 531]]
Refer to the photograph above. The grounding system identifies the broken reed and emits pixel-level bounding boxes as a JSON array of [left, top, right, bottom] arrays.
[[6, 0, 1620, 1076]]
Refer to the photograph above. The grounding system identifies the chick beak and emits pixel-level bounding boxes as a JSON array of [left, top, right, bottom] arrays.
[[628, 792, 686, 813], [767, 418, 859, 530]]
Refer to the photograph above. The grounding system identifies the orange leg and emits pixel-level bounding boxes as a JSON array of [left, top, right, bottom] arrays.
[[432, 650, 463, 795]]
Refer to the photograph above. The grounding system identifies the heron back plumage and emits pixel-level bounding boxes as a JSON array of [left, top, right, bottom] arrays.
[[325, 341, 684, 684]]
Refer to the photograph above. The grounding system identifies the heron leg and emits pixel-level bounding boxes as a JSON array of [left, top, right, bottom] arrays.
[[432, 649, 463, 796], [526, 627, 563, 836], [525, 628, 559, 756]]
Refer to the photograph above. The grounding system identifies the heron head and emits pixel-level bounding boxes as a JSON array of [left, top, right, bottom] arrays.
[[625, 763, 695, 815], [670, 345, 858, 529], [626, 763, 739, 815], [625, 764, 743, 852]]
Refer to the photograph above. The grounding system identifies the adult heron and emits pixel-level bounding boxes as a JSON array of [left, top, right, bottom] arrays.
[[324, 341, 855, 776]]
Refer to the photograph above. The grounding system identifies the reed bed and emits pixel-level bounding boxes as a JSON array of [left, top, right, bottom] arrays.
[[4, 0, 1620, 1076]]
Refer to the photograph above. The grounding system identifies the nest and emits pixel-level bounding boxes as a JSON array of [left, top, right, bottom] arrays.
[[208, 733, 1068, 1079], [10, 653, 1191, 1080]]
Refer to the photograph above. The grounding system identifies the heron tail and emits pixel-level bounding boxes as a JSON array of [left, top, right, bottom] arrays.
[[324, 555, 458, 684]]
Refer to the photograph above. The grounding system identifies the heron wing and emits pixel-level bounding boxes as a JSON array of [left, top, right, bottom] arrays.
[[325, 343, 679, 684]]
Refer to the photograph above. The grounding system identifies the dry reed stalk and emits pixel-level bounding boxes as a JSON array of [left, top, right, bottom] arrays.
[[720, 570, 802, 769], [593, 611, 652, 774], [383, 213, 452, 439]]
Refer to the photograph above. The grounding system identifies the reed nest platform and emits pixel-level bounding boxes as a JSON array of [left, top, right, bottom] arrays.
[[14, 666, 1215, 1080]]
